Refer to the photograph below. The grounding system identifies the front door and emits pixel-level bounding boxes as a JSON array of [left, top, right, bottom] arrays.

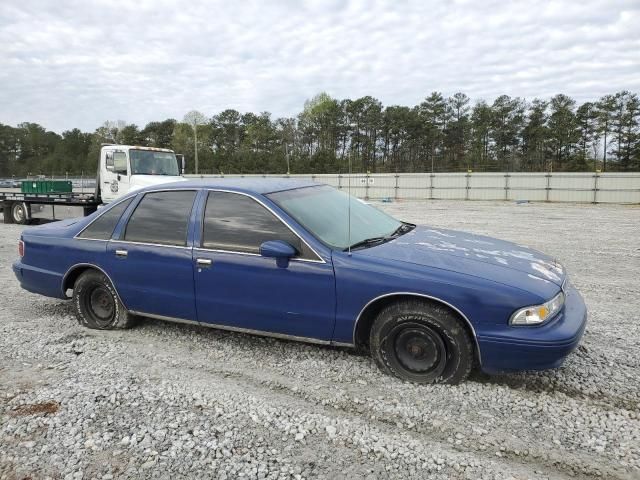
[[101, 150, 130, 203], [107, 190, 198, 320], [193, 191, 336, 341]]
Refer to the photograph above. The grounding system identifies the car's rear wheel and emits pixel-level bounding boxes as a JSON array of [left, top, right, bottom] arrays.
[[369, 299, 473, 384], [73, 270, 135, 329]]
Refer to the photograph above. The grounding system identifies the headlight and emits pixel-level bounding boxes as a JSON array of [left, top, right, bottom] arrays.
[[510, 291, 565, 326]]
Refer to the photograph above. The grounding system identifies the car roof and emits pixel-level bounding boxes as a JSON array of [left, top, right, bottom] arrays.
[[142, 177, 323, 195]]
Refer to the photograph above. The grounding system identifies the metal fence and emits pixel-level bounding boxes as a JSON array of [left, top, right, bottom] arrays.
[[185, 172, 640, 204]]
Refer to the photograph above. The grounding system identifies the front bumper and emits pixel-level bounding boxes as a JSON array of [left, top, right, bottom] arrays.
[[477, 281, 587, 374]]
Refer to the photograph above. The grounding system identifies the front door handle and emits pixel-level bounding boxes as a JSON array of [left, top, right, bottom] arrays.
[[115, 249, 128, 258], [196, 258, 212, 267]]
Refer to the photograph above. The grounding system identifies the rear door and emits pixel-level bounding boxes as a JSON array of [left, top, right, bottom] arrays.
[[193, 190, 336, 341], [106, 190, 198, 320]]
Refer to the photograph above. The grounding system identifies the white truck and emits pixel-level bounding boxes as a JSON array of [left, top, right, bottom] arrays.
[[1, 144, 187, 224]]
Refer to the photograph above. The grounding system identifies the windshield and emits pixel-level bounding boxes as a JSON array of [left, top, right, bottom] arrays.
[[130, 150, 180, 176], [267, 185, 402, 250]]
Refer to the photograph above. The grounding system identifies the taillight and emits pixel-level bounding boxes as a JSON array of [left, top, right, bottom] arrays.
[[18, 240, 24, 258]]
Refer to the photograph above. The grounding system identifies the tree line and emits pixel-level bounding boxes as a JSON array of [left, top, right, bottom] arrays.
[[1, 90, 638, 177]]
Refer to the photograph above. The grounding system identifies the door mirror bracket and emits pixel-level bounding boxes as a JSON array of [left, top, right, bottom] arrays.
[[260, 240, 296, 268]]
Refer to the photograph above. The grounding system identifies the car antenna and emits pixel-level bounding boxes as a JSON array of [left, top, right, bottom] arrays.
[[347, 150, 352, 256]]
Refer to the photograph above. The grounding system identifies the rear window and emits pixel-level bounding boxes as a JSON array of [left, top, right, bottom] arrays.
[[124, 190, 196, 246], [77, 198, 134, 240]]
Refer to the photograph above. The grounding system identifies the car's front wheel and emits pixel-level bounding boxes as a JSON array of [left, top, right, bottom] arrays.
[[369, 299, 474, 384], [73, 270, 135, 330]]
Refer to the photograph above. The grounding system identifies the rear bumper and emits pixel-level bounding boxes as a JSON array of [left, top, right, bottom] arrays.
[[477, 281, 587, 374], [13, 260, 66, 299]]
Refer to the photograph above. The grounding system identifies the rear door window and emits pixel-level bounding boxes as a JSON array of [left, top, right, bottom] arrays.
[[78, 197, 134, 240], [124, 190, 196, 246]]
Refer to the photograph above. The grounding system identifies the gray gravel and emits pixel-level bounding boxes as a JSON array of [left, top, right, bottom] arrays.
[[1, 200, 639, 480]]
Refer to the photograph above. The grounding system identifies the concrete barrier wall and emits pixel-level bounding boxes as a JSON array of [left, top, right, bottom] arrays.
[[185, 172, 640, 204]]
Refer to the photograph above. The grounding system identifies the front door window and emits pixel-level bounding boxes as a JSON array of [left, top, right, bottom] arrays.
[[201, 191, 317, 260]]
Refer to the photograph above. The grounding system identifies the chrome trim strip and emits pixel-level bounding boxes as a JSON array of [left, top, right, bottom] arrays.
[[130, 310, 352, 347], [74, 237, 109, 242], [192, 247, 324, 264], [110, 239, 191, 250], [201, 188, 327, 264], [352, 292, 482, 365], [61, 263, 127, 307], [194, 247, 260, 257]]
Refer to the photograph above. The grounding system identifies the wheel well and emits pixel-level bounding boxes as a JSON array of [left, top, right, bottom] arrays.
[[354, 294, 479, 359], [62, 265, 97, 297]]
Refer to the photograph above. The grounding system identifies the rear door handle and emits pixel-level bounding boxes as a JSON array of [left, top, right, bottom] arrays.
[[115, 249, 128, 258], [196, 258, 212, 267]]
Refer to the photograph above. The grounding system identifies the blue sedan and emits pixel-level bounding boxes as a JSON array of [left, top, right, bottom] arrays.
[[13, 179, 587, 384]]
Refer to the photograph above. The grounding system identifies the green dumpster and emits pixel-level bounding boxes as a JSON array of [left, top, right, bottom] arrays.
[[21, 180, 73, 194]]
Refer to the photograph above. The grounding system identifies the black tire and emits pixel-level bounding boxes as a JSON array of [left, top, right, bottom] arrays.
[[73, 270, 135, 330], [2, 202, 13, 224], [11, 202, 29, 225], [83, 206, 97, 217], [369, 299, 474, 385]]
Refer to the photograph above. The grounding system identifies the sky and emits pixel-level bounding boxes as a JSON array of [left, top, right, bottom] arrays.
[[1, 0, 639, 133]]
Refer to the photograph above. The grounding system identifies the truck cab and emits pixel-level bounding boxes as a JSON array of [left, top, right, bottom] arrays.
[[99, 145, 186, 203]]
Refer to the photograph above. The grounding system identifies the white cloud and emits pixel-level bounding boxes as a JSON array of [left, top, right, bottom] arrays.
[[0, 0, 638, 132]]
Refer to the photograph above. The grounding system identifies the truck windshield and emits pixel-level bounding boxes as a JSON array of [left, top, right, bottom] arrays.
[[267, 185, 403, 250], [130, 150, 180, 176]]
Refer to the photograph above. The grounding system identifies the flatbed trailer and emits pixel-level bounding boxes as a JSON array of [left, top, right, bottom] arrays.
[[1, 191, 99, 224], [2, 144, 186, 225]]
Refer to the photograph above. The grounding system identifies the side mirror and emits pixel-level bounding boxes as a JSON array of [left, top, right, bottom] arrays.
[[105, 151, 114, 170], [175, 154, 185, 175], [260, 240, 296, 267]]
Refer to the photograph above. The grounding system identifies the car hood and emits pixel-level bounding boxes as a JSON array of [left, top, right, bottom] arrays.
[[358, 226, 566, 286]]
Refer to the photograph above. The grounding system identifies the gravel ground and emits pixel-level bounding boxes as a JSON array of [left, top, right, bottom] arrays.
[[1, 200, 639, 480]]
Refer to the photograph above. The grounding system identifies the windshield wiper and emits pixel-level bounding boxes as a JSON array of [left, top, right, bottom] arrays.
[[344, 223, 416, 251], [344, 236, 388, 251], [389, 222, 415, 237]]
